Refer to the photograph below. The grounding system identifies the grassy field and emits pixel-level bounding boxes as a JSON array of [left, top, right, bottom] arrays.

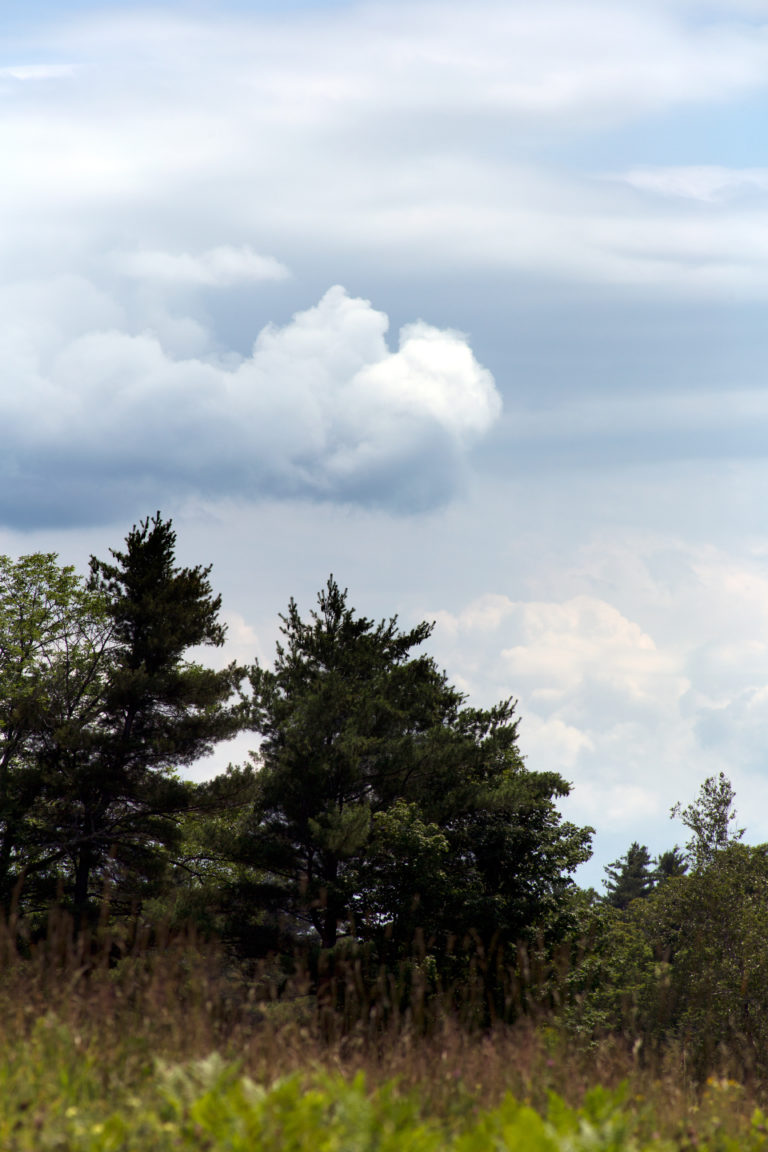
[[2, 921, 768, 1150]]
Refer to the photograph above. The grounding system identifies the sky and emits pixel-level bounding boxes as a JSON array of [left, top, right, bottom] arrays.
[[3, 0, 768, 886]]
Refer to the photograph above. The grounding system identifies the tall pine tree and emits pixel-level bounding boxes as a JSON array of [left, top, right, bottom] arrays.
[[33, 513, 249, 923], [602, 841, 655, 909]]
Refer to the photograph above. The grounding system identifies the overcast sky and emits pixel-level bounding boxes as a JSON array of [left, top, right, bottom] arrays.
[[4, 0, 768, 885]]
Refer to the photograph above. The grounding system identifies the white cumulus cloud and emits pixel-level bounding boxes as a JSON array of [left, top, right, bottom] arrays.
[[0, 284, 500, 525], [425, 536, 768, 862]]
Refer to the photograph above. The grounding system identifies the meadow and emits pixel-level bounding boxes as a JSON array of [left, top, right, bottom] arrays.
[[1, 534, 765, 1148], [2, 915, 768, 1152]]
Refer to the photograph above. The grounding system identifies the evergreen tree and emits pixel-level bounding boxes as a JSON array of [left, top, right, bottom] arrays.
[[602, 841, 655, 909], [0, 514, 249, 924], [653, 846, 688, 884], [243, 577, 592, 953], [56, 512, 251, 920]]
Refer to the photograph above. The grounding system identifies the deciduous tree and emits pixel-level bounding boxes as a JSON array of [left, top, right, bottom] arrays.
[[671, 772, 744, 872], [0, 553, 112, 909]]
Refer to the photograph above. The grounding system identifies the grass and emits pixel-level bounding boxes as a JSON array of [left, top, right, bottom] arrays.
[[2, 916, 768, 1149]]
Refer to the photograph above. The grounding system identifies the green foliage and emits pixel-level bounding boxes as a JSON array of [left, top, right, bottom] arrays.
[[652, 848, 688, 884], [603, 842, 655, 910], [89, 512, 247, 777], [144, 764, 260, 936], [562, 840, 768, 1076], [351, 799, 451, 945], [0, 552, 113, 910], [154, 1061, 446, 1152], [559, 890, 657, 1038], [671, 772, 744, 872], [4, 1029, 768, 1152], [246, 575, 459, 949], [0, 515, 250, 925], [630, 843, 768, 1071], [243, 577, 592, 957], [553, 776, 768, 1070], [62, 512, 250, 920]]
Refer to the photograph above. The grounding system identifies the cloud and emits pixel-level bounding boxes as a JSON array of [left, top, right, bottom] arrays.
[[435, 591, 689, 723], [500, 595, 687, 715], [425, 541, 768, 847], [0, 284, 500, 526], [617, 167, 768, 203], [4, 4, 768, 296], [496, 380, 768, 469], [0, 65, 74, 81], [112, 246, 290, 286]]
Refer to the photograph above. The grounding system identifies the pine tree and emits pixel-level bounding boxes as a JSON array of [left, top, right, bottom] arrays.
[[602, 841, 655, 909], [36, 513, 249, 923], [653, 846, 688, 884], [243, 577, 592, 953]]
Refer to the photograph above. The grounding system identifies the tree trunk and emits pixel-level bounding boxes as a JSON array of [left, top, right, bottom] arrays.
[[320, 855, 339, 949], [73, 844, 93, 934], [321, 902, 338, 950]]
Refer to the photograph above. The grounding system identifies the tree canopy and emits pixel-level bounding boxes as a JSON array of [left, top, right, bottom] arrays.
[[0, 552, 112, 910], [602, 841, 655, 909], [241, 577, 593, 954], [671, 771, 744, 872], [0, 515, 250, 925]]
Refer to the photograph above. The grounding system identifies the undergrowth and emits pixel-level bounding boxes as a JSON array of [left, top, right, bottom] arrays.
[[2, 914, 768, 1150]]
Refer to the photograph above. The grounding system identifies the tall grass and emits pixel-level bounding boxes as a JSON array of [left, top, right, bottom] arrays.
[[1, 912, 768, 1148]]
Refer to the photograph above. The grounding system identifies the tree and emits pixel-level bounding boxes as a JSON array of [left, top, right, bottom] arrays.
[[142, 763, 260, 938], [0, 514, 249, 925], [653, 846, 688, 884], [602, 841, 654, 909], [0, 553, 113, 910], [671, 772, 744, 872], [630, 844, 768, 1074], [59, 512, 250, 920], [243, 578, 592, 954], [562, 843, 768, 1070]]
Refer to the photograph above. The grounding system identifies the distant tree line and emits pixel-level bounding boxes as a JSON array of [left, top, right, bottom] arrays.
[[601, 772, 743, 910], [564, 772, 768, 1075]]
